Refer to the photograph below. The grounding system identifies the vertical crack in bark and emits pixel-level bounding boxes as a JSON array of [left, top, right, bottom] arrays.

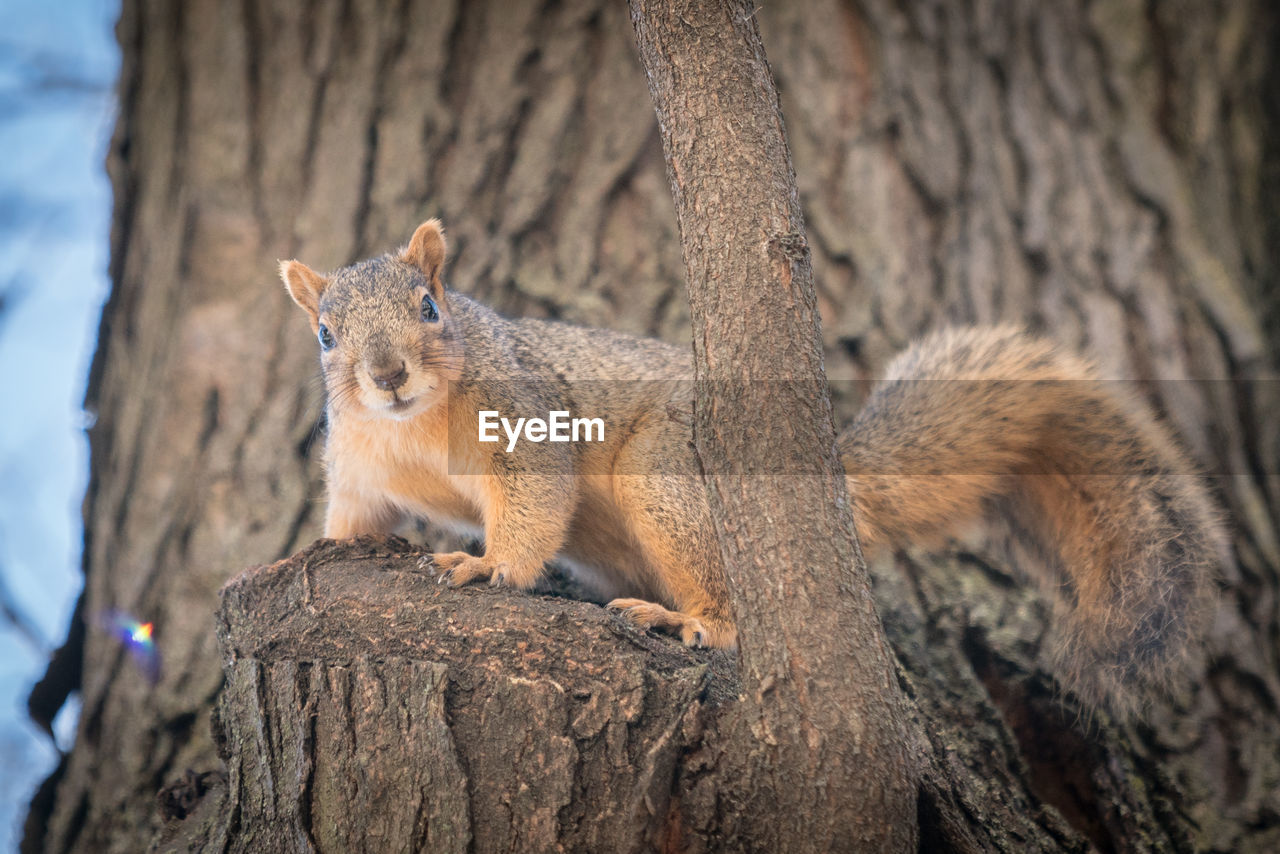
[[297, 9, 337, 242], [165, 0, 191, 212], [351, 0, 410, 258], [962, 626, 1117, 853], [239, 0, 270, 247]]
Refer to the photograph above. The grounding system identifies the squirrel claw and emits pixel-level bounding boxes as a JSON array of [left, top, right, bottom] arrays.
[[430, 552, 494, 588], [608, 598, 711, 649]]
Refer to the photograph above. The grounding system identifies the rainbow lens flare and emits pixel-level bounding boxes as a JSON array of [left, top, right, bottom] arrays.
[[100, 612, 162, 682], [122, 619, 153, 647]]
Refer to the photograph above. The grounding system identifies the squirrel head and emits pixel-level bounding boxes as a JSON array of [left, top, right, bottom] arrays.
[[281, 219, 463, 421]]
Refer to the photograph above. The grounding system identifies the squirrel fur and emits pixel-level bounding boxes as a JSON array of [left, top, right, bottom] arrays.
[[281, 219, 1222, 714]]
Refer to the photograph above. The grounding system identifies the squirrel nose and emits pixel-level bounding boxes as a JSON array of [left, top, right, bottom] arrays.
[[370, 361, 408, 392]]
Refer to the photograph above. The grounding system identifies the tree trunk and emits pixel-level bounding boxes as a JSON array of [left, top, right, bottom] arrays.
[[629, 1, 916, 850], [26, 1, 1280, 852]]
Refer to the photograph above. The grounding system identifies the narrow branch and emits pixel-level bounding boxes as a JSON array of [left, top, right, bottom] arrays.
[[628, 0, 918, 849]]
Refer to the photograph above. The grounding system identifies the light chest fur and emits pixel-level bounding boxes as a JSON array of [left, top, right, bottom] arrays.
[[326, 402, 488, 538]]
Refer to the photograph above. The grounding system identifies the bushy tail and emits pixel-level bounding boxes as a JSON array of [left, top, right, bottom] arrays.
[[839, 326, 1223, 714]]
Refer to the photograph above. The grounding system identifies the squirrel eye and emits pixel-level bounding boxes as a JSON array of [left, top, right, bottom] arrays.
[[421, 293, 439, 323], [318, 323, 336, 350]]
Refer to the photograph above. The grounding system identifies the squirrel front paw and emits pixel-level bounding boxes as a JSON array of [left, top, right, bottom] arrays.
[[427, 551, 542, 589]]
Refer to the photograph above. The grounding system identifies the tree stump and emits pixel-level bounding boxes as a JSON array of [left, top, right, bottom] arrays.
[[155, 536, 737, 853]]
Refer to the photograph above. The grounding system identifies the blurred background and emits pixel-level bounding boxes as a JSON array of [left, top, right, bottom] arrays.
[[0, 0, 117, 848]]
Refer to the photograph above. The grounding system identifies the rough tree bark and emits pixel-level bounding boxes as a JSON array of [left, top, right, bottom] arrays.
[[629, 0, 916, 850], [25, 1, 1280, 852]]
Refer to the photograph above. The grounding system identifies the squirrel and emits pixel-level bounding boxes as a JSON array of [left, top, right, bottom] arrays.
[[280, 219, 1223, 714]]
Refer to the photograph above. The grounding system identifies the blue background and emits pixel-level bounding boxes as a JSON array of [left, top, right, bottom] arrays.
[[0, 0, 118, 848]]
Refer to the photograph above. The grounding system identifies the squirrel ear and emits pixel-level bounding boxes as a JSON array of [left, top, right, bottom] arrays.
[[401, 219, 447, 298], [280, 260, 328, 333]]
